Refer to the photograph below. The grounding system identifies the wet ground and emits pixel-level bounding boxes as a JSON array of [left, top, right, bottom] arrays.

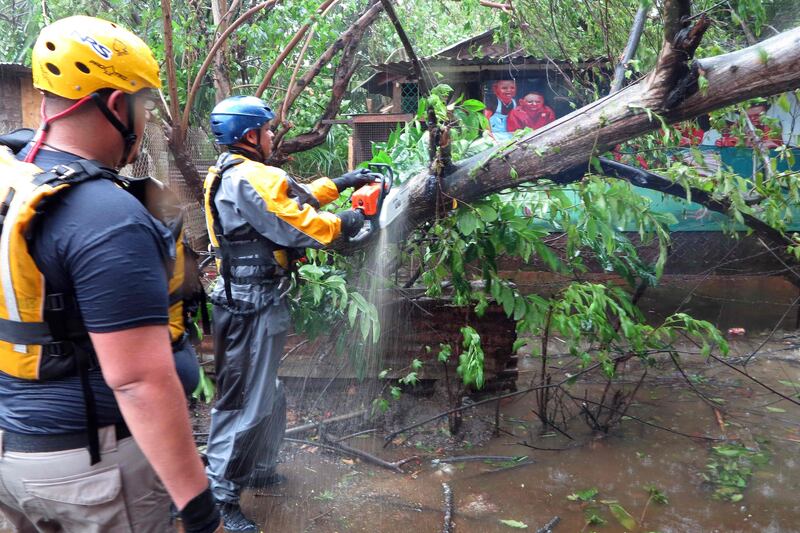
[[2, 286, 800, 532], [239, 333, 800, 533]]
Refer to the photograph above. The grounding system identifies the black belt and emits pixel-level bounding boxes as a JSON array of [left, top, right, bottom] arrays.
[[2, 422, 131, 453]]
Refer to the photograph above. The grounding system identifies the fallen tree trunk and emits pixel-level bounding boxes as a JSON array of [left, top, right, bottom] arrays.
[[370, 20, 800, 249]]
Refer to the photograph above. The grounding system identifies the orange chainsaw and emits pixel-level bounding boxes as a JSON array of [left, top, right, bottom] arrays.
[[349, 163, 394, 242]]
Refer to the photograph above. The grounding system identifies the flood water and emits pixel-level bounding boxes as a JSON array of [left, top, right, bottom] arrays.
[[235, 333, 800, 532], [2, 274, 799, 532]]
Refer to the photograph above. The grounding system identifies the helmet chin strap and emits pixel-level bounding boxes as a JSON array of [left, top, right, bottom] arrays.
[[231, 129, 266, 163], [24, 95, 94, 163], [91, 92, 138, 169]]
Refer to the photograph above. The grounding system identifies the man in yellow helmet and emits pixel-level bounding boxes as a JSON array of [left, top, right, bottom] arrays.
[[0, 16, 219, 533]]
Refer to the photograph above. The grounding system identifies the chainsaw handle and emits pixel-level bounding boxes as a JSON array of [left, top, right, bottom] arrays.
[[367, 163, 394, 193]]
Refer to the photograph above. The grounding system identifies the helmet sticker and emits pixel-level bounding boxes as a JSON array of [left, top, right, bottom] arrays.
[[89, 60, 129, 81], [70, 31, 113, 61], [112, 39, 129, 56]]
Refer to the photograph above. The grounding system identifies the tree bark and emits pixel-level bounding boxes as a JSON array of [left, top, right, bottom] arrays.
[[367, 24, 800, 249], [211, 0, 233, 103], [160, 0, 181, 140]]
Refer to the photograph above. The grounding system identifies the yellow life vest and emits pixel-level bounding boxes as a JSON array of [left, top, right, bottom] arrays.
[[0, 147, 190, 381], [124, 176, 192, 345], [203, 156, 290, 305]]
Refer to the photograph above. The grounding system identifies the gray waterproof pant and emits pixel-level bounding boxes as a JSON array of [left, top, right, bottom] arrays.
[[205, 304, 288, 504]]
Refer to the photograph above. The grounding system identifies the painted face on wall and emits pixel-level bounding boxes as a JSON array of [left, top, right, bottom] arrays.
[[746, 105, 768, 128], [492, 80, 517, 105], [523, 93, 545, 111]]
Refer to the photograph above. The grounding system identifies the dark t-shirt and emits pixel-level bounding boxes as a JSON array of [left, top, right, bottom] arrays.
[[0, 147, 174, 434]]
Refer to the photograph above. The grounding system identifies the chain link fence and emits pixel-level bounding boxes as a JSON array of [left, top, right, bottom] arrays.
[[120, 123, 216, 250]]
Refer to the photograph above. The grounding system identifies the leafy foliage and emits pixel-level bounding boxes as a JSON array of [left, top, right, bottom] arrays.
[[703, 443, 770, 502]]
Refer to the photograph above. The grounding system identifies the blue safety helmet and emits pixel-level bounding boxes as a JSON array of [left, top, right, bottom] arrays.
[[209, 95, 275, 145]]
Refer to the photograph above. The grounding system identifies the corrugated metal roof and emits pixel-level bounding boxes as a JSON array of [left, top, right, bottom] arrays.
[[358, 28, 606, 94], [0, 62, 32, 76]]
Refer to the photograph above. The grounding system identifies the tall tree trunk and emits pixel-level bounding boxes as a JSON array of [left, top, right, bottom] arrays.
[[211, 0, 233, 102]]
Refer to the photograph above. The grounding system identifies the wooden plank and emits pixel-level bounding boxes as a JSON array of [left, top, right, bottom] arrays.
[[19, 76, 41, 129], [347, 135, 355, 171], [352, 113, 413, 124]]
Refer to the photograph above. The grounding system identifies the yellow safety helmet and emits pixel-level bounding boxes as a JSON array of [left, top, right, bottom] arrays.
[[32, 15, 161, 100]]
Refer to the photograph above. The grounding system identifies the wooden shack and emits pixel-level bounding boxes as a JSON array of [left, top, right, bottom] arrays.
[[0, 63, 41, 133], [347, 28, 605, 167]]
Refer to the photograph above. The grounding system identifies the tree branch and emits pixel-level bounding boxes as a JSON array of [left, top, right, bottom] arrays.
[[359, 24, 800, 252], [269, 2, 384, 160], [379, 0, 428, 95], [254, 0, 342, 98], [274, 2, 384, 128], [160, 0, 181, 136], [610, 3, 648, 94], [180, 0, 280, 136]]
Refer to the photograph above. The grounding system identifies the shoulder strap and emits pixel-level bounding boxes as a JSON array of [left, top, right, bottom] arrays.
[[207, 154, 245, 240], [33, 158, 120, 188]]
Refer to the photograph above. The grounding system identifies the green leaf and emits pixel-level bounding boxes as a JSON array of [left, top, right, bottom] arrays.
[[477, 204, 499, 223], [348, 301, 358, 328], [567, 488, 599, 502], [457, 211, 479, 235], [461, 99, 486, 112], [778, 92, 792, 113], [766, 406, 786, 413], [606, 502, 636, 530], [499, 519, 528, 529], [512, 338, 528, 352]]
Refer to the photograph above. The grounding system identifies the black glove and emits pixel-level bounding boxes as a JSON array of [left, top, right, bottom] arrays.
[[337, 209, 366, 238], [333, 168, 383, 192], [179, 487, 221, 533]]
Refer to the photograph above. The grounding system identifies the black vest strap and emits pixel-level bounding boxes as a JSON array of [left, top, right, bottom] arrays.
[[208, 155, 286, 304]]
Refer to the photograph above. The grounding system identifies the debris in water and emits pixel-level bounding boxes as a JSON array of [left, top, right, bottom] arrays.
[[535, 516, 561, 533], [442, 482, 454, 533], [499, 519, 528, 529]]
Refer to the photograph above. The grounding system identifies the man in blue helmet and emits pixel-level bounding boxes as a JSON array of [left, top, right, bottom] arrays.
[[203, 95, 379, 531]]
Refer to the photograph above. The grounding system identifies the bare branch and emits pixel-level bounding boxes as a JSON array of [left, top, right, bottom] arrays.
[[180, 0, 280, 136], [160, 0, 181, 138], [275, 2, 384, 125], [479, 0, 512, 13], [270, 2, 384, 159], [379, 0, 428, 94], [610, 4, 648, 94], [254, 0, 342, 98]]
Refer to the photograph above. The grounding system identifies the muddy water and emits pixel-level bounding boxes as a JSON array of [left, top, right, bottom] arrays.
[[1, 344, 799, 531], [242, 335, 800, 532]]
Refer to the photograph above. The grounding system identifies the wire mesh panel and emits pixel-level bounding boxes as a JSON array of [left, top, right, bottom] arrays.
[[351, 115, 412, 167], [120, 123, 216, 250]]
